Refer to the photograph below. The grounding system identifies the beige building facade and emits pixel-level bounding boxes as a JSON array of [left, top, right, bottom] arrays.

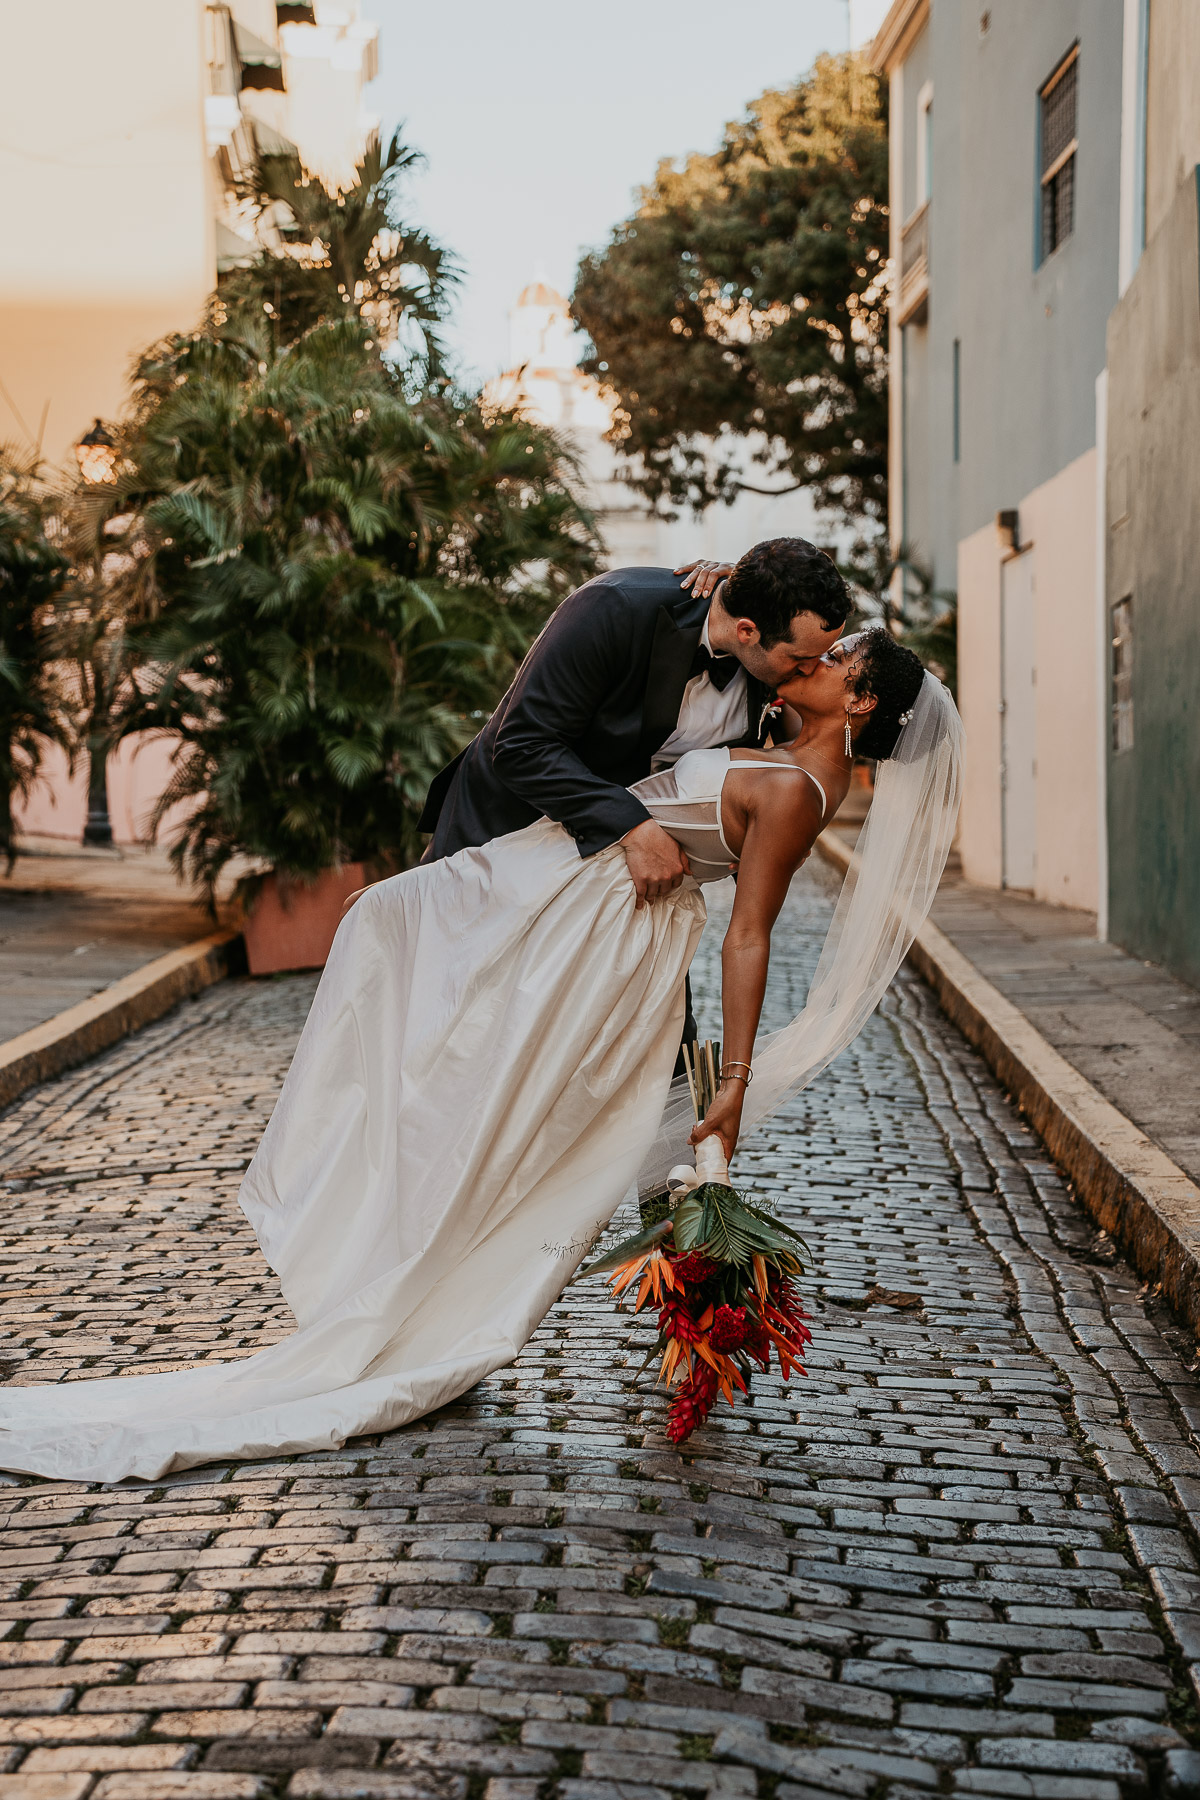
[[873, 0, 1200, 990], [0, 0, 378, 476], [3, 0, 378, 845], [1, 2, 214, 473]]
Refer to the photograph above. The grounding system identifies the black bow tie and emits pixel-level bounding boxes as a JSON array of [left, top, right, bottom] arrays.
[[690, 644, 742, 692]]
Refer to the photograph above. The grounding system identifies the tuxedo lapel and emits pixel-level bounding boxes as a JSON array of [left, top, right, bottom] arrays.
[[639, 593, 708, 759]]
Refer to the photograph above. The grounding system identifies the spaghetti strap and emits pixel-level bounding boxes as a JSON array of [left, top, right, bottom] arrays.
[[798, 768, 828, 820], [733, 757, 829, 822]]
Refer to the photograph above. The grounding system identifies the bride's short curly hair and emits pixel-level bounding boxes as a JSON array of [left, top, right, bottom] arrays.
[[722, 538, 850, 645], [850, 629, 926, 761]]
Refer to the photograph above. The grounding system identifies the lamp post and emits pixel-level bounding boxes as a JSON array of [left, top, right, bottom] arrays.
[[75, 419, 117, 488], [74, 421, 119, 847]]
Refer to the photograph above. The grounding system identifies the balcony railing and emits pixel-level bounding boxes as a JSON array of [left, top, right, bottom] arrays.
[[898, 199, 930, 325]]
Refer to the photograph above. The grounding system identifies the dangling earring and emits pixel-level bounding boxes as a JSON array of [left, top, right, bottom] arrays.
[[844, 708, 853, 759]]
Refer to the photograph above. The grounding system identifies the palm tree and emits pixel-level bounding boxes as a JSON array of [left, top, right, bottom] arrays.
[[222, 130, 456, 370], [94, 313, 598, 904], [67, 129, 598, 901], [0, 451, 68, 864]]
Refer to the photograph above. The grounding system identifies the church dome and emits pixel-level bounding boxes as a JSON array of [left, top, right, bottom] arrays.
[[516, 280, 567, 311]]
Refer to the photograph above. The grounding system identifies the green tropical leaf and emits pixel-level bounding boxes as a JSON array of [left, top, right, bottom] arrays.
[[671, 1193, 707, 1254], [580, 1216, 673, 1279], [672, 1184, 811, 1271]]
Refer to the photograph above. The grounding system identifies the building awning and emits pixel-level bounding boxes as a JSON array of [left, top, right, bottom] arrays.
[[232, 20, 282, 66], [252, 118, 299, 157], [215, 219, 259, 272]]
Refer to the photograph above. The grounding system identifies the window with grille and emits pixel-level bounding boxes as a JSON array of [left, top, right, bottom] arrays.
[[1039, 46, 1078, 260], [1111, 596, 1134, 754]]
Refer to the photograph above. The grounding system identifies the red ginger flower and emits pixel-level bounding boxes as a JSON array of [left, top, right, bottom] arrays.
[[658, 1300, 705, 1344], [709, 1304, 748, 1353], [666, 1363, 720, 1443], [769, 1276, 810, 1328], [672, 1251, 718, 1285]]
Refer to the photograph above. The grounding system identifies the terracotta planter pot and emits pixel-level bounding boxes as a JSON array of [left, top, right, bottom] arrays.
[[242, 863, 367, 976]]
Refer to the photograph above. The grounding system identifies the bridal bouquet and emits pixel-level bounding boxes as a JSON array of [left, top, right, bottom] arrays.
[[583, 1043, 811, 1443]]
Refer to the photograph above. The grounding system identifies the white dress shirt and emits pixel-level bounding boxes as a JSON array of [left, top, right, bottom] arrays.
[[652, 617, 748, 768]]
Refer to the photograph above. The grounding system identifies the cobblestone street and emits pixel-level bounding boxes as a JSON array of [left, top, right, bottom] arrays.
[[5, 862, 1200, 1800]]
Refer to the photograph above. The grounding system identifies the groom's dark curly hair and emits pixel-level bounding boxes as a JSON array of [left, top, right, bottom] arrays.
[[721, 537, 850, 646]]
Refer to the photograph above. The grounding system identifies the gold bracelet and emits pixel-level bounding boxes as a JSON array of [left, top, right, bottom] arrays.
[[721, 1061, 753, 1083]]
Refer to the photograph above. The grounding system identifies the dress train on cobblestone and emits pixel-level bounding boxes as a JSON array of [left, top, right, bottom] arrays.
[[0, 689, 960, 1483], [0, 815, 705, 1483]]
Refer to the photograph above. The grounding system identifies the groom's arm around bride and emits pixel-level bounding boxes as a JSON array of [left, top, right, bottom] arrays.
[[418, 542, 851, 902]]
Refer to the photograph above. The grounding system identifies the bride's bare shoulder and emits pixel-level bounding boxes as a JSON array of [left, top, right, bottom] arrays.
[[725, 763, 826, 867]]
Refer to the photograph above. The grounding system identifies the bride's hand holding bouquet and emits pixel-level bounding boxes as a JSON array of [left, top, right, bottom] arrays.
[[690, 1075, 746, 1166]]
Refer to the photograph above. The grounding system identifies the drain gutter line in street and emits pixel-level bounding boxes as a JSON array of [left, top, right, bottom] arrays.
[[817, 830, 1200, 1336]]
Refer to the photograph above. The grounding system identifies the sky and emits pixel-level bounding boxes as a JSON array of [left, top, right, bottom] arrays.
[[362, 0, 891, 387]]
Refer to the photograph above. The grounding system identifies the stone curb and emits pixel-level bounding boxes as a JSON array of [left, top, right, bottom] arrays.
[[817, 828, 1200, 1335], [0, 928, 244, 1112]]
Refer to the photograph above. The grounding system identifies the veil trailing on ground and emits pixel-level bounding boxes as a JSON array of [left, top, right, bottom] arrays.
[[638, 672, 964, 1190]]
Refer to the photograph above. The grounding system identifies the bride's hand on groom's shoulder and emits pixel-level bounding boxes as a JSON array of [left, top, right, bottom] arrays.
[[690, 1083, 743, 1165], [675, 559, 734, 599]]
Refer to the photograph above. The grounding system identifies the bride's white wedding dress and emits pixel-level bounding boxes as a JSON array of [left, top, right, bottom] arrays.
[[0, 750, 802, 1485]]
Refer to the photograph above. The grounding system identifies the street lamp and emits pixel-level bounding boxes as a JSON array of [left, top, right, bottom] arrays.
[[81, 734, 113, 847], [74, 419, 117, 488], [74, 421, 118, 846]]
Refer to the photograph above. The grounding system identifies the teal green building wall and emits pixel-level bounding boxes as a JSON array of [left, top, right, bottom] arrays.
[[1104, 170, 1200, 986]]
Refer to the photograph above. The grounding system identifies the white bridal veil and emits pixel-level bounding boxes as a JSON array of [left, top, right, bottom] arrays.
[[638, 671, 964, 1189]]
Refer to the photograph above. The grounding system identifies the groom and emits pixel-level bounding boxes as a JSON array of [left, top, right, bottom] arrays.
[[420, 537, 850, 901]]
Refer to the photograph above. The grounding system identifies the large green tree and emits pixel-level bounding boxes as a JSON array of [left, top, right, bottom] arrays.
[[572, 53, 888, 529]]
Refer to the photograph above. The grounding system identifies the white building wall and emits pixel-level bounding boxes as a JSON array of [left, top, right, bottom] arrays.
[[956, 449, 1099, 907], [875, 0, 1122, 913]]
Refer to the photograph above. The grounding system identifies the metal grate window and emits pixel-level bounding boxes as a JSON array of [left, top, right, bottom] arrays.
[[1111, 596, 1134, 754], [1040, 46, 1078, 259]]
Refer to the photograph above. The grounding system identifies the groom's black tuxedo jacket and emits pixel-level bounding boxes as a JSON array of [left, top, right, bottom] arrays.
[[420, 565, 773, 860]]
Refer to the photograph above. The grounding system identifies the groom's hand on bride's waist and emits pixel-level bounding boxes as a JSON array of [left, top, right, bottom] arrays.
[[621, 820, 690, 909]]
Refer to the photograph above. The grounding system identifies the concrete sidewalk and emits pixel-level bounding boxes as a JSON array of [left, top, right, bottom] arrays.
[[0, 836, 229, 1044], [931, 872, 1200, 1188], [827, 808, 1200, 1191]]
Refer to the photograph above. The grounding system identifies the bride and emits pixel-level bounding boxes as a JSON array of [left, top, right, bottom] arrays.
[[0, 626, 961, 1483]]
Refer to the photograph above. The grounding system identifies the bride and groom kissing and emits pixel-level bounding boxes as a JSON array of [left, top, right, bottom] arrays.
[[0, 538, 962, 1483]]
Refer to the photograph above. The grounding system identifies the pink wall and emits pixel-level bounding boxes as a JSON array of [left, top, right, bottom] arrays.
[[15, 733, 190, 847]]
